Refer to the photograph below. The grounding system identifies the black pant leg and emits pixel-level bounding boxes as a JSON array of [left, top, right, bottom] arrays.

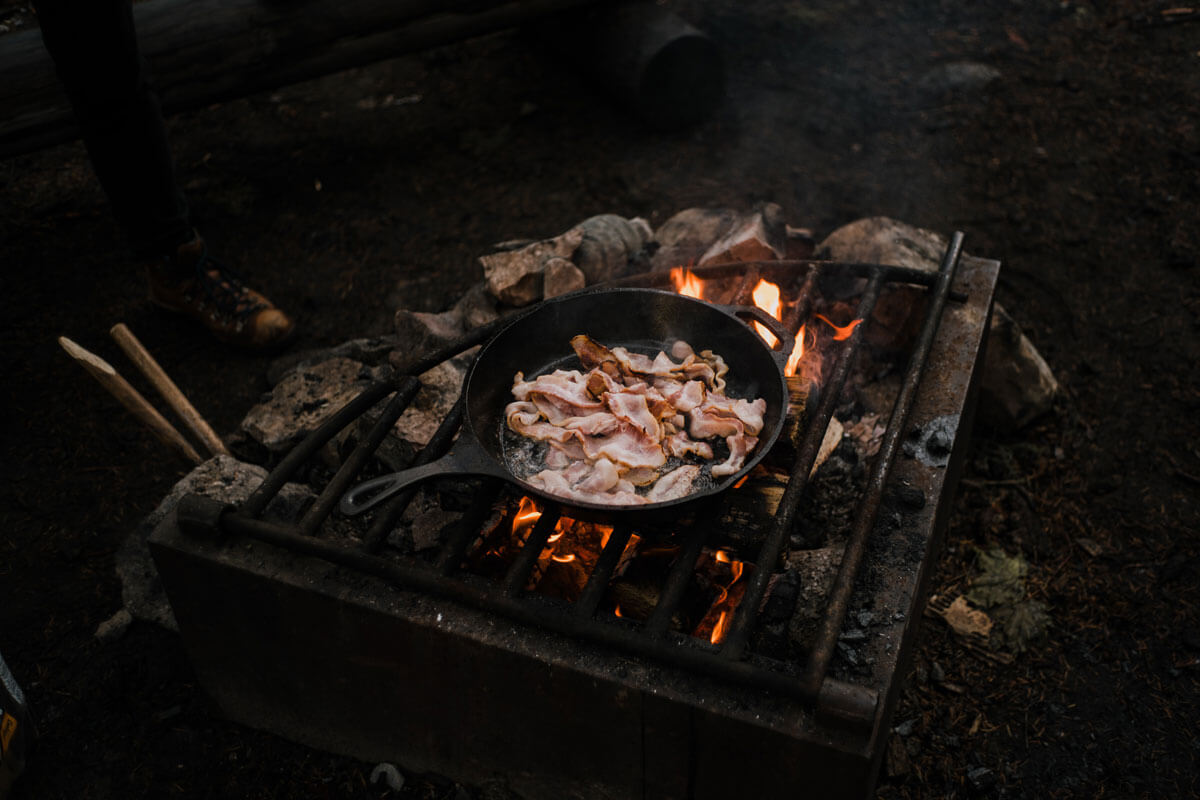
[[33, 0, 191, 257]]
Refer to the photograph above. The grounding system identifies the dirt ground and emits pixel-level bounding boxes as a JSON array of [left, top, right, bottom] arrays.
[[2, 0, 1198, 797]]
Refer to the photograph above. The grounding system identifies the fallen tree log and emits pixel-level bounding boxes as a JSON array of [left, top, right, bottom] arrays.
[[0, 0, 598, 159]]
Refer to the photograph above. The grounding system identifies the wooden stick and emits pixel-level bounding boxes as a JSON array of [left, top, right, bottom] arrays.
[[109, 323, 230, 457], [58, 336, 204, 465]]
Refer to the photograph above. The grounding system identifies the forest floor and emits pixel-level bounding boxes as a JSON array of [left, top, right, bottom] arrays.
[[2, 0, 1198, 797]]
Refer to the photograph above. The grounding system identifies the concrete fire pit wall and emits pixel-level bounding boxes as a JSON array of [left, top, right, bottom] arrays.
[[150, 515, 870, 799]]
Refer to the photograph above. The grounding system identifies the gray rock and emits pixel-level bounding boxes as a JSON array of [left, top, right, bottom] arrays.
[[980, 304, 1059, 429], [240, 357, 390, 456], [121, 455, 316, 630], [94, 608, 132, 642], [393, 355, 471, 448], [393, 307, 465, 358], [542, 257, 587, 298], [266, 336, 399, 387], [452, 280, 502, 330], [817, 216, 1058, 431]]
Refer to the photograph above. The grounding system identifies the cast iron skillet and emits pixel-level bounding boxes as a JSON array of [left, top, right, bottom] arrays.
[[339, 287, 794, 521]]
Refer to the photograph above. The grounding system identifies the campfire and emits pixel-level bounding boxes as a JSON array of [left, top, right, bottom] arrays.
[[148, 210, 1007, 800]]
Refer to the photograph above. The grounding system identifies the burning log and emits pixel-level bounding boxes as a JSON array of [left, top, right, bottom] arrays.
[[648, 204, 789, 273], [479, 214, 652, 306], [481, 227, 585, 306], [697, 202, 787, 265]]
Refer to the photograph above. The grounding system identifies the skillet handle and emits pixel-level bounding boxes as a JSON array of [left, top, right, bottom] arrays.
[[721, 303, 796, 368], [339, 442, 508, 516]]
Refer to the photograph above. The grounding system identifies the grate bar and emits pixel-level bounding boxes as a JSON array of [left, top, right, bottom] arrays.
[[242, 379, 395, 518], [299, 378, 421, 536], [644, 523, 712, 637], [362, 399, 466, 553], [574, 525, 634, 619], [801, 232, 965, 696], [607, 259, 968, 304], [719, 270, 886, 660], [434, 478, 504, 576], [206, 504, 876, 728], [502, 506, 562, 597]]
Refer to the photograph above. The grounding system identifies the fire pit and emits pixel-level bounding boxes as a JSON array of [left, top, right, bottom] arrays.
[[149, 232, 999, 799]]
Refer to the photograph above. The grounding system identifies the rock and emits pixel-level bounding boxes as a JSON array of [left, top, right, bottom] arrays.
[[94, 608, 132, 642], [393, 354, 471, 448], [266, 336, 399, 387], [122, 455, 316, 630], [452, 280, 502, 330], [572, 214, 654, 284], [649, 207, 740, 272], [698, 202, 787, 265], [817, 216, 948, 272], [542, 257, 587, 298], [785, 225, 817, 260], [480, 227, 584, 306], [393, 308, 465, 356], [240, 357, 390, 457], [369, 763, 405, 792], [980, 304, 1059, 429], [817, 216, 1058, 431]]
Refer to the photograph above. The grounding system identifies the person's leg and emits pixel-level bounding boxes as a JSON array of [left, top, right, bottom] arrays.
[[33, 0, 191, 257]]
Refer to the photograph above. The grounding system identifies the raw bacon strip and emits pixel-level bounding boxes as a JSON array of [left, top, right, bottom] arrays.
[[578, 425, 666, 470], [712, 434, 759, 477], [513, 369, 605, 424], [508, 336, 767, 505], [507, 400, 576, 443], [647, 465, 702, 502], [605, 391, 662, 440], [664, 430, 714, 460]]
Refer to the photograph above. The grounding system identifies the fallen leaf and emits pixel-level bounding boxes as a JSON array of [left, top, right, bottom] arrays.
[[967, 547, 1029, 608], [998, 598, 1051, 653], [942, 595, 994, 638]]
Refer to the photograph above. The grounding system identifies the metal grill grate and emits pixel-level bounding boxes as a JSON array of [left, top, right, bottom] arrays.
[[176, 232, 966, 730]]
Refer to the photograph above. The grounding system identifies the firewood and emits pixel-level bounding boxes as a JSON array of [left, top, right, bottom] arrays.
[[58, 336, 203, 465], [110, 324, 229, 457], [697, 203, 787, 265]]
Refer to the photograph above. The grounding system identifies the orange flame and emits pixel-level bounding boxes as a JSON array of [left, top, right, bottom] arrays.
[[551, 553, 577, 563], [670, 266, 704, 299], [711, 610, 731, 645], [814, 313, 862, 341], [750, 279, 782, 348], [614, 604, 624, 618], [512, 496, 542, 535], [707, 550, 747, 645], [784, 323, 806, 377]]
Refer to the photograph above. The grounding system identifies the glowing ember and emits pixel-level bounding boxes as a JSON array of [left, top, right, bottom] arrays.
[[814, 313, 862, 341], [670, 265, 704, 299], [750, 279, 783, 347], [550, 553, 577, 563]]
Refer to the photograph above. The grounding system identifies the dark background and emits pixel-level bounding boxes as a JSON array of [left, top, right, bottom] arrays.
[[2, 0, 1198, 797]]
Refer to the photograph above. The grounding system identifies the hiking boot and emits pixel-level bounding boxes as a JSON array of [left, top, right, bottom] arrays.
[[145, 235, 295, 351]]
